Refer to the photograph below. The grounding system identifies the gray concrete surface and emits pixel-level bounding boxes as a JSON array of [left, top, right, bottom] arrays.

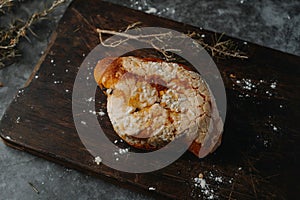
[[0, 0, 299, 199]]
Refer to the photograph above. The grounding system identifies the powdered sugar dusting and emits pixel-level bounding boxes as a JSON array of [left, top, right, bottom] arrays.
[[193, 176, 216, 199], [191, 171, 236, 199], [231, 76, 280, 99]]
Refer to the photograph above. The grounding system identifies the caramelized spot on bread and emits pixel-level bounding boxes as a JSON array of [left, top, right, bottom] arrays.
[[94, 57, 126, 89]]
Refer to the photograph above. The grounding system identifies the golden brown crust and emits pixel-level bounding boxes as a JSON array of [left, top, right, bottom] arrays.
[[94, 57, 127, 89], [189, 141, 202, 156]]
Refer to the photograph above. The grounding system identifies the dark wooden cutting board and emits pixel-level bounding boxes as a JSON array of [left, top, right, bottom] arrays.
[[1, 0, 299, 199]]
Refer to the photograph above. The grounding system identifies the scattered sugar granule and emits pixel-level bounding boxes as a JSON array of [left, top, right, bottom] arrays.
[[81, 121, 87, 125], [16, 117, 20, 124], [215, 176, 223, 183], [264, 140, 269, 147], [118, 148, 129, 155], [145, 7, 157, 14], [86, 97, 94, 102], [270, 82, 277, 89], [148, 187, 156, 191], [98, 111, 105, 116], [106, 88, 112, 95], [94, 156, 102, 165], [54, 81, 61, 84], [194, 177, 206, 189]]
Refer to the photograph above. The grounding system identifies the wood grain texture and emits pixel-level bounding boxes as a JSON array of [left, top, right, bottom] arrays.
[[0, 0, 300, 199]]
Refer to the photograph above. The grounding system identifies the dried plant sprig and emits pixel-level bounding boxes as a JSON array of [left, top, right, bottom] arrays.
[[97, 27, 177, 60], [96, 22, 248, 60], [0, 48, 19, 68], [0, 0, 65, 68], [0, 0, 13, 14], [199, 33, 248, 59], [0, 0, 65, 50]]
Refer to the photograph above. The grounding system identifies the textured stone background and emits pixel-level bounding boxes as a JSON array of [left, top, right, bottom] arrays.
[[0, 0, 299, 199]]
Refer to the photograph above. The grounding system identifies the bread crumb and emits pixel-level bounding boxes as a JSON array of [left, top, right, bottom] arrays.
[[198, 173, 204, 179], [229, 74, 236, 78]]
